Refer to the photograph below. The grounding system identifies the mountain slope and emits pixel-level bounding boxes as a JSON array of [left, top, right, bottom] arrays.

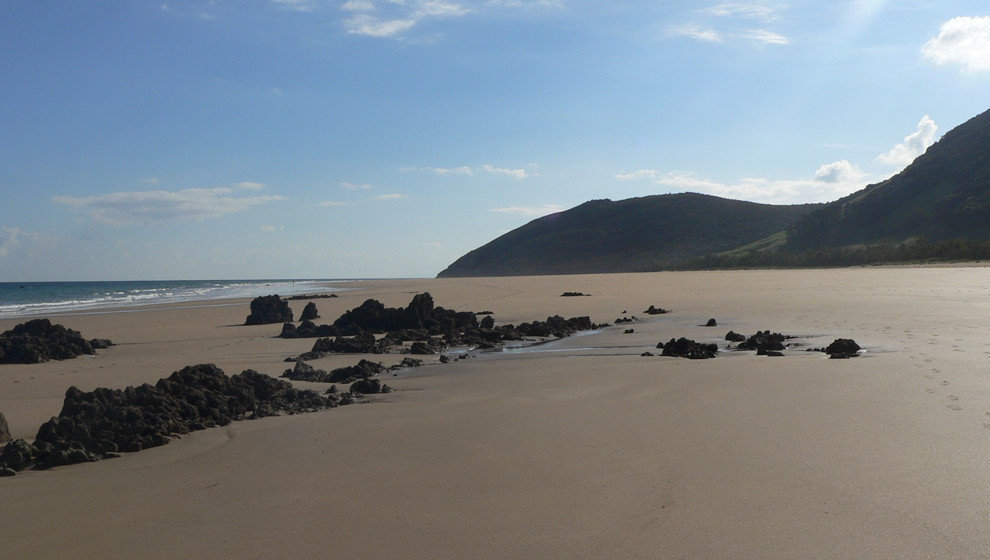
[[437, 193, 820, 277], [784, 108, 990, 251]]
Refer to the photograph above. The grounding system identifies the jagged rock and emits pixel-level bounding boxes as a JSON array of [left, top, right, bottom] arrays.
[[825, 338, 861, 359], [245, 295, 293, 325], [737, 331, 786, 353], [89, 339, 114, 349], [659, 337, 718, 359], [410, 338, 446, 355], [643, 305, 669, 315], [704, 318, 717, 327], [0, 319, 107, 364], [476, 310, 494, 315], [281, 360, 329, 382], [0, 364, 331, 473], [623, 329, 634, 334], [725, 331, 746, 342], [286, 293, 337, 300], [438, 355, 450, 363], [350, 378, 392, 394], [560, 292, 588, 297], [479, 315, 495, 329], [615, 317, 634, 324], [0, 411, 10, 444], [300, 302, 320, 322]]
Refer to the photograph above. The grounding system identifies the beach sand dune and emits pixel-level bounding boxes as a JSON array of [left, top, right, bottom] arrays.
[[1, 268, 989, 559]]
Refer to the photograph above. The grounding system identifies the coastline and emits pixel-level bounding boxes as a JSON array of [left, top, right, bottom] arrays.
[[2, 268, 990, 558]]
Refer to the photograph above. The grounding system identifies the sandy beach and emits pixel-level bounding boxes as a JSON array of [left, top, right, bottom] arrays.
[[2, 268, 990, 559]]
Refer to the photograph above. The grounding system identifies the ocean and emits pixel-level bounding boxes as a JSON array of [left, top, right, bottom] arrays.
[[0, 279, 344, 319]]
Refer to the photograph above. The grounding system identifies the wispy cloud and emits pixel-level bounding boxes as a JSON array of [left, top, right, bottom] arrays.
[[261, 225, 284, 232], [424, 241, 443, 248], [482, 164, 528, 179], [0, 227, 40, 259], [53, 187, 284, 225], [272, 0, 315, 12], [342, 181, 373, 190], [406, 165, 475, 176], [342, 0, 469, 38], [616, 159, 869, 205], [707, 3, 777, 21], [875, 115, 938, 166], [375, 193, 407, 200], [235, 181, 266, 191], [492, 204, 564, 216], [743, 29, 788, 45], [670, 25, 722, 43], [922, 16, 990, 73], [319, 200, 349, 207]]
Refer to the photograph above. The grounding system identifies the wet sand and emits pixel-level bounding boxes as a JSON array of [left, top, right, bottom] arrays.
[[1, 268, 989, 559]]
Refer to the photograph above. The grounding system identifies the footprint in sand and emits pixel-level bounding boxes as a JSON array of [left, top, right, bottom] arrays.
[[947, 404, 963, 411], [941, 380, 950, 386], [948, 395, 959, 401], [932, 368, 941, 374], [924, 374, 935, 380], [925, 388, 936, 394]]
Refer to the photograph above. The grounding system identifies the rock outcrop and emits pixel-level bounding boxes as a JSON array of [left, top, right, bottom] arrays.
[[299, 302, 320, 322], [245, 295, 293, 325], [0, 319, 112, 364], [658, 337, 718, 359], [824, 338, 861, 359]]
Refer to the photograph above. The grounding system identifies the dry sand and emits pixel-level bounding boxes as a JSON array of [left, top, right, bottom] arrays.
[[1, 268, 990, 559]]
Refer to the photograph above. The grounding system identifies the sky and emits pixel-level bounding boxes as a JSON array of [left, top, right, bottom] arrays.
[[1, 1, 989, 281]]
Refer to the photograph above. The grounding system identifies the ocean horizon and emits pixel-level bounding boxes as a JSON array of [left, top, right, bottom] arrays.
[[0, 279, 350, 320]]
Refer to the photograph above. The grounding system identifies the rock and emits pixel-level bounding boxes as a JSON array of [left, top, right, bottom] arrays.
[[737, 331, 786, 353], [244, 295, 293, 325], [439, 355, 450, 364], [326, 360, 386, 383], [0, 411, 10, 444], [725, 331, 746, 342], [0, 467, 15, 477], [476, 310, 494, 315], [89, 339, 114, 349], [281, 360, 329, 382], [479, 315, 495, 329], [659, 337, 718, 359], [623, 329, 635, 334], [350, 378, 392, 395], [286, 293, 337, 300], [300, 302, 320, 322], [643, 305, 669, 315], [0, 319, 104, 364], [825, 338, 860, 359], [640, 352, 654, 357], [560, 292, 588, 297], [704, 318, 717, 327], [757, 349, 785, 357]]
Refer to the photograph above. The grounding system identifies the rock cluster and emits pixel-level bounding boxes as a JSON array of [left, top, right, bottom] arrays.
[[350, 378, 392, 395], [286, 293, 337, 300], [0, 364, 337, 474], [736, 331, 787, 354], [282, 359, 385, 384], [245, 295, 294, 325], [724, 331, 746, 342], [657, 338, 718, 359], [0, 319, 113, 364]]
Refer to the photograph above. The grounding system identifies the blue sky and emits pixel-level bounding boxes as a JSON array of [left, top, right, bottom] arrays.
[[1, 1, 988, 280]]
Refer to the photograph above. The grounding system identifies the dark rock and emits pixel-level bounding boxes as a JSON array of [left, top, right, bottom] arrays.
[[89, 339, 114, 349], [439, 355, 450, 363], [0, 411, 10, 444], [479, 315, 495, 329], [704, 318, 717, 327], [825, 338, 861, 358], [643, 305, 669, 315], [350, 378, 392, 395], [300, 302, 320, 322], [757, 349, 785, 357], [476, 310, 494, 315], [725, 331, 746, 342], [410, 338, 445, 355], [737, 331, 786, 353], [391, 357, 423, 370], [615, 317, 634, 324], [326, 360, 386, 383], [623, 329, 635, 334], [659, 337, 718, 359], [0, 467, 15, 477], [286, 293, 337, 300], [0, 319, 103, 364], [641, 352, 654, 357], [560, 292, 588, 297], [245, 295, 293, 325]]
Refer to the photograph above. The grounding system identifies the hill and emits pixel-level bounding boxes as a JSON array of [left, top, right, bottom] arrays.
[[783, 108, 990, 251], [436, 193, 820, 277]]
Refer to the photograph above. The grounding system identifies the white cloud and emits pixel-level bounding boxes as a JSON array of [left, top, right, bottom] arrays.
[[875, 115, 938, 166], [424, 241, 443, 248], [487, 0, 563, 8], [53, 187, 284, 225], [272, 0, 314, 11], [342, 0, 469, 38], [670, 25, 722, 42], [342, 181, 373, 190], [616, 159, 871, 205], [261, 225, 284, 233], [0, 227, 35, 259], [813, 160, 865, 183], [708, 3, 777, 21], [743, 29, 788, 45], [235, 181, 266, 191], [492, 204, 564, 216], [320, 200, 349, 207], [411, 165, 474, 176], [141, 177, 160, 185], [375, 193, 406, 200], [922, 16, 990, 73], [482, 164, 528, 179]]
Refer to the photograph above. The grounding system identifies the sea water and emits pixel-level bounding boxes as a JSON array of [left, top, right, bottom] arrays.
[[0, 279, 344, 319]]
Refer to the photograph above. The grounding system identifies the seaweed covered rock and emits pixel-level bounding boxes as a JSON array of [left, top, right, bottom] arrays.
[[245, 295, 293, 325], [0, 319, 109, 364], [300, 301, 320, 322], [659, 337, 718, 359], [825, 338, 861, 359], [0, 364, 330, 473]]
